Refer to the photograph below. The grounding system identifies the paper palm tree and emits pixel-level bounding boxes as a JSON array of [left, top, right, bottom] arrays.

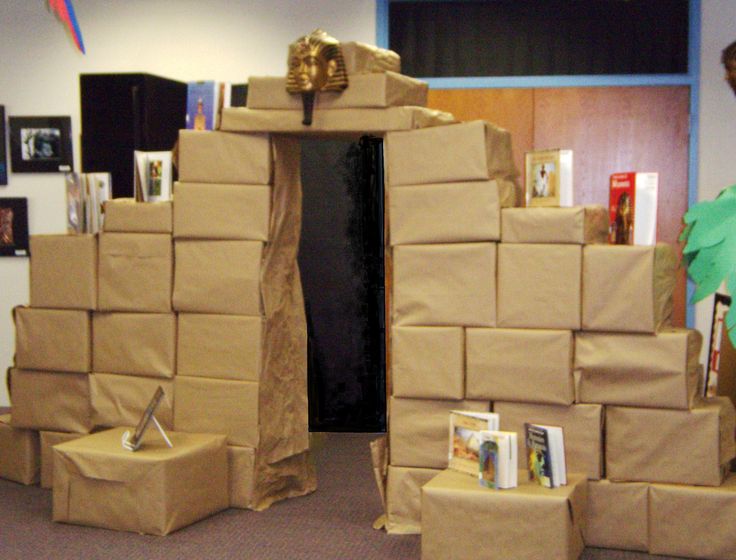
[[680, 184, 736, 346]]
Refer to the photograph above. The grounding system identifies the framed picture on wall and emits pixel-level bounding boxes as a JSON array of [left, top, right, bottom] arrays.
[[9, 116, 73, 173], [0, 197, 29, 257], [0, 106, 7, 185]]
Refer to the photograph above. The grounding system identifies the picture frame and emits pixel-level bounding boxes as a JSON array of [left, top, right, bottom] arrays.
[[9, 116, 73, 173], [0, 197, 30, 257], [122, 386, 172, 451], [0, 106, 7, 185]]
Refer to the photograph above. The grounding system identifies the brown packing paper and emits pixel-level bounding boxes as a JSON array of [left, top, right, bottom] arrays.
[[501, 206, 609, 244], [606, 397, 736, 486], [103, 199, 173, 233], [97, 233, 173, 312], [14, 307, 91, 373], [370, 435, 389, 526], [29, 234, 97, 309], [249, 448, 317, 511], [497, 243, 582, 329], [0, 414, 40, 485], [340, 41, 401, 74], [584, 479, 649, 552], [178, 130, 271, 185], [177, 313, 263, 382], [421, 469, 587, 560], [9, 369, 92, 433], [247, 72, 428, 110], [92, 312, 176, 378], [466, 328, 574, 405], [173, 240, 263, 315], [582, 243, 676, 333], [174, 376, 259, 447], [228, 445, 255, 509], [495, 400, 604, 479], [172, 182, 271, 241], [392, 243, 496, 327], [53, 428, 228, 536], [90, 373, 174, 430], [386, 120, 517, 187], [391, 326, 464, 399], [389, 396, 489, 469], [386, 465, 440, 534], [649, 474, 736, 560], [40, 430, 83, 489], [389, 180, 512, 246], [219, 106, 456, 134], [575, 328, 702, 409]]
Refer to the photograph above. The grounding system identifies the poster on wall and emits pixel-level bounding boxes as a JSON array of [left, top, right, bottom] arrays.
[[8, 116, 73, 173], [0, 106, 7, 185], [0, 197, 29, 257]]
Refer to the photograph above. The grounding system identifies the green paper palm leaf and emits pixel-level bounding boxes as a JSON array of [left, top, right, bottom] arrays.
[[680, 185, 736, 347]]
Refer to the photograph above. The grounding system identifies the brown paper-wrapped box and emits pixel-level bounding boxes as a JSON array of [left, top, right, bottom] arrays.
[[173, 182, 271, 241], [340, 41, 401, 74], [393, 243, 496, 327], [386, 120, 517, 187], [98, 233, 172, 312], [0, 414, 40, 485], [501, 206, 609, 245], [53, 428, 228, 536], [173, 240, 263, 315], [9, 369, 92, 433], [421, 469, 587, 560], [178, 130, 271, 185], [14, 307, 91, 373], [391, 326, 464, 399], [103, 199, 173, 233], [582, 243, 676, 333], [29, 234, 97, 310], [90, 373, 174, 430], [575, 328, 702, 409], [92, 312, 176, 378], [606, 398, 736, 486], [174, 376, 259, 447], [389, 180, 515, 245], [177, 313, 263, 382], [649, 474, 736, 560], [40, 431, 83, 489], [389, 397, 489, 469], [228, 445, 255, 509], [386, 465, 440, 534], [466, 328, 574, 405], [495, 400, 604, 479], [247, 72, 427, 110], [584, 479, 649, 552], [497, 243, 582, 329]]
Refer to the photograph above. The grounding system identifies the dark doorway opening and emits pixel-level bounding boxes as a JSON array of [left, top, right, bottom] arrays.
[[299, 136, 386, 432]]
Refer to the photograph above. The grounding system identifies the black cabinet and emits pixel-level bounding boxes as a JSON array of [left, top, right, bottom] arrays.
[[80, 73, 187, 199]]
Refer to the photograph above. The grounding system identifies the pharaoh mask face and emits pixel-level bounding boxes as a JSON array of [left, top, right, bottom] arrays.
[[287, 29, 348, 93]]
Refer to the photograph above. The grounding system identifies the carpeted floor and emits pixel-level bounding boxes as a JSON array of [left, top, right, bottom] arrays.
[[0, 427, 691, 560]]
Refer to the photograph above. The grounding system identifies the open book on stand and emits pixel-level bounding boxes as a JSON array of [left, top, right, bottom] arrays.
[[448, 411, 500, 475], [525, 423, 567, 488]]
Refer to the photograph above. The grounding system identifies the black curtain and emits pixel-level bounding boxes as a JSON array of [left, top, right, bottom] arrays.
[[390, 0, 689, 78]]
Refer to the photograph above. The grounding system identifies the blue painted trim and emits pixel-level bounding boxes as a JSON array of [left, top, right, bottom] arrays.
[[686, 0, 701, 328], [420, 74, 694, 90], [376, 0, 389, 49]]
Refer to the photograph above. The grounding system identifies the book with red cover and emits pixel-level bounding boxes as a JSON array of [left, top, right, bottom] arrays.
[[609, 172, 658, 245]]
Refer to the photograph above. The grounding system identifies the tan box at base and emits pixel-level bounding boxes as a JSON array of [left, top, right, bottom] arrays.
[[103, 199, 173, 233], [53, 428, 228, 536], [90, 374, 174, 431], [391, 326, 464, 399], [389, 397, 489, 469], [495, 401, 603, 480], [174, 376, 259, 447], [501, 206, 609, 245], [10, 369, 92, 434], [584, 479, 649, 552], [386, 465, 440, 534], [649, 474, 736, 560], [40, 430, 84, 489], [0, 414, 40, 485], [421, 469, 587, 560], [228, 445, 255, 509], [29, 234, 97, 309], [173, 240, 263, 315], [606, 398, 736, 486], [392, 243, 496, 327]]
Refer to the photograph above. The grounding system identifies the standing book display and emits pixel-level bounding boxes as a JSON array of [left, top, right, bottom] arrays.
[[525, 148, 573, 207], [122, 386, 172, 451], [448, 411, 500, 475], [525, 423, 567, 488], [608, 171, 658, 245], [478, 430, 518, 489]]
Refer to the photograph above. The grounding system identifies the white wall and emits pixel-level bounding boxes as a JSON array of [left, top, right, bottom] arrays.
[[0, 0, 376, 406]]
